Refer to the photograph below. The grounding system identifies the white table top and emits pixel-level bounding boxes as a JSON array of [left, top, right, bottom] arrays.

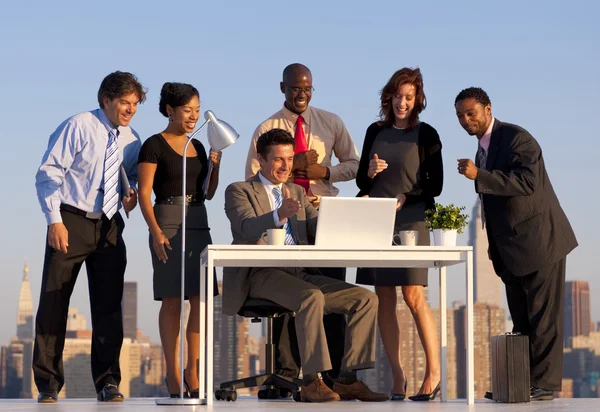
[[200, 245, 472, 268]]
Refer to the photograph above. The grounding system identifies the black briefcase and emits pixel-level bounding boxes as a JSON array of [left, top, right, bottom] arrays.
[[490, 333, 530, 403]]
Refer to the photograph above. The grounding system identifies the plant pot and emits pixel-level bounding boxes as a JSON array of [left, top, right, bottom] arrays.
[[432, 229, 457, 246]]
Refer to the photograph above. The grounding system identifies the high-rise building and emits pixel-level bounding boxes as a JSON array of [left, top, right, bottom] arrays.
[[469, 200, 502, 307], [247, 335, 261, 390], [0, 346, 7, 398], [4, 338, 25, 399], [16, 263, 34, 341], [61, 336, 95, 398], [119, 339, 144, 398], [213, 282, 250, 393], [66, 307, 87, 331], [455, 302, 505, 399], [564, 281, 591, 347], [362, 289, 458, 398], [123, 282, 137, 340], [20, 340, 35, 399], [140, 342, 166, 397]]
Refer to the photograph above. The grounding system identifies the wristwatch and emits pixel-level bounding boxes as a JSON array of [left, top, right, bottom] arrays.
[[324, 167, 331, 180]]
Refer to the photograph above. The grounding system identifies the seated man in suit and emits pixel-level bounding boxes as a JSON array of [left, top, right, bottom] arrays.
[[223, 129, 388, 403]]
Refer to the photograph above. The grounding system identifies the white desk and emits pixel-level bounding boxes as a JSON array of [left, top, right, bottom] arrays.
[[199, 245, 474, 405]]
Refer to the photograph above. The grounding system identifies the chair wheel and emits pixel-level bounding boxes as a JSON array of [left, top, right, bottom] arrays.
[[279, 388, 292, 398], [293, 390, 301, 402], [257, 389, 268, 399], [267, 388, 279, 399], [218, 390, 236, 402]]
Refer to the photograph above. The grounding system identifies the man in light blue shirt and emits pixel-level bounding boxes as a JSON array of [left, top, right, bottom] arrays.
[[33, 71, 146, 403]]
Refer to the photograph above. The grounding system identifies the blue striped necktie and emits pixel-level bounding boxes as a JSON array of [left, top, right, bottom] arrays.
[[272, 187, 296, 245], [102, 130, 120, 219]]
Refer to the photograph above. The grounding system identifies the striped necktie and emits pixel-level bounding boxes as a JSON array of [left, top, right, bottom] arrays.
[[272, 187, 296, 245], [102, 130, 120, 219], [477, 146, 487, 229]]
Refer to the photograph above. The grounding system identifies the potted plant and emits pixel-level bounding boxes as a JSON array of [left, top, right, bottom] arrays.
[[425, 203, 469, 246]]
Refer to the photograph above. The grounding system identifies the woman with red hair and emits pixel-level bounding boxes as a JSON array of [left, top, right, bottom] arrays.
[[356, 67, 443, 401]]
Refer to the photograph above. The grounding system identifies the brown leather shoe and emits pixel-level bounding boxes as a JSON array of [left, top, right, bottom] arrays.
[[333, 380, 389, 402], [300, 379, 341, 402]]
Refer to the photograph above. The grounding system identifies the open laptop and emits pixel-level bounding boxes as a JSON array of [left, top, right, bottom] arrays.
[[314, 197, 397, 248]]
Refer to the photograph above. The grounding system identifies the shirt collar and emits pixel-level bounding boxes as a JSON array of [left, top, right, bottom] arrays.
[[281, 104, 311, 126], [97, 108, 120, 138], [479, 117, 495, 152], [258, 172, 283, 194]]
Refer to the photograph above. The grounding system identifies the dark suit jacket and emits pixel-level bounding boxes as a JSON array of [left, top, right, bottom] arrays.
[[476, 119, 577, 277], [222, 175, 319, 316]]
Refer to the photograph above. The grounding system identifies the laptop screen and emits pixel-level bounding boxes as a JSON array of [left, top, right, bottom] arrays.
[[314, 197, 397, 248]]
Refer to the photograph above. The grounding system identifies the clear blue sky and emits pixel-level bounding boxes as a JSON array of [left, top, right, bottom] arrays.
[[0, 0, 598, 345]]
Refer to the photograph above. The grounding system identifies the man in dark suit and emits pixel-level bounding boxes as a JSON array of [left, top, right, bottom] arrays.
[[223, 129, 388, 403], [455, 87, 577, 401]]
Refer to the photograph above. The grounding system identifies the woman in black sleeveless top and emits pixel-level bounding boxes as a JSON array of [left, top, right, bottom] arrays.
[[356, 68, 443, 401], [138, 83, 221, 398]]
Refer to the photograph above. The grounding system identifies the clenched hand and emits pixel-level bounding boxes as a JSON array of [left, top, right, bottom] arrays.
[[277, 187, 301, 222], [48, 222, 69, 254]]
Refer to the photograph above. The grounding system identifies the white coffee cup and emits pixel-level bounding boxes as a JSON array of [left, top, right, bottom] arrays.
[[393, 230, 419, 246], [261, 228, 285, 246]]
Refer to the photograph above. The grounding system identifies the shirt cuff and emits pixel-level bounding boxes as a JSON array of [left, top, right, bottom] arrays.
[[328, 165, 339, 183], [273, 210, 285, 227], [46, 210, 63, 225], [128, 180, 138, 193]]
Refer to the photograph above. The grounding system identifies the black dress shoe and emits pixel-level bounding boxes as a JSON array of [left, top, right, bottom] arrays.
[[37, 391, 58, 403], [408, 382, 441, 401], [531, 387, 554, 401], [97, 383, 124, 402], [484, 391, 494, 400]]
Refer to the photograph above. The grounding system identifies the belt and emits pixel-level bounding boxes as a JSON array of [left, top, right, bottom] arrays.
[[60, 204, 103, 220], [156, 194, 204, 205]]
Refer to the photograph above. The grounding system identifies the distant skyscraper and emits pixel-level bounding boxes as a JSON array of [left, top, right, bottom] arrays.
[[66, 307, 87, 331], [0, 346, 7, 397], [469, 199, 502, 307], [4, 338, 25, 398], [364, 289, 458, 398], [123, 282, 137, 340], [16, 263, 34, 341], [455, 302, 505, 399], [62, 336, 95, 398], [564, 281, 591, 347], [213, 282, 250, 393]]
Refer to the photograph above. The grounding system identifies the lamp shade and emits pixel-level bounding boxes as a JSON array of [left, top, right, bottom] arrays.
[[204, 110, 239, 151]]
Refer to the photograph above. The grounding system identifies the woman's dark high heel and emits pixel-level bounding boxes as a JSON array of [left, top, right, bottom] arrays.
[[390, 374, 408, 401], [408, 382, 440, 401], [184, 369, 200, 399], [165, 376, 190, 398]]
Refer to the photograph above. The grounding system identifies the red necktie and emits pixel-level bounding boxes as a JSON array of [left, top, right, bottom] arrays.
[[293, 115, 310, 193]]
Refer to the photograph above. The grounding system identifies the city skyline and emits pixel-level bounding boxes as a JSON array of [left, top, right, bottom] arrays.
[[4, 263, 600, 398]]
